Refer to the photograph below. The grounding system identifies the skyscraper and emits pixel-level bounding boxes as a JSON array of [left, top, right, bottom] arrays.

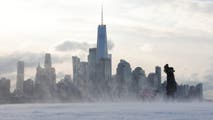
[[0, 78, 10, 98], [95, 6, 112, 96], [71, 7, 112, 98], [44, 53, 52, 68], [35, 53, 56, 99], [116, 60, 132, 84], [196, 83, 203, 100], [16, 61, 24, 95], [147, 73, 158, 89], [88, 48, 97, 81], [96, 6, 108, 60], [131, 67, 147, 94], [155, 66, 161, 90], [23, 79, 34, 97], [72, 56, 80, 85], [72, 56, 89, 90], [116, 60, 132, 96]]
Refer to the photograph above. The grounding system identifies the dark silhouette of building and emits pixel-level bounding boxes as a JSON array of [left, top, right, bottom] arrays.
[[155, 66, 161, 90], [164, 64, 177, 98]]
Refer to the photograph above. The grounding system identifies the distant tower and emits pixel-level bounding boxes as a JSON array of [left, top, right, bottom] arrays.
[[116, 60, 132, 96], [96, 5, 108, 60], [155, 66, 161, 90], [34, 53, 56, 99], [16, 61, 24, 95], [72, 56, 80, 85], [23, 79, 34, 97], [0, 78, 10, 97], [196, 83, 203, 100], [44, 53, 52, 68], [88, 48, 97, 81], [116, 60, 132, 84], [93, 6, 112, 96]]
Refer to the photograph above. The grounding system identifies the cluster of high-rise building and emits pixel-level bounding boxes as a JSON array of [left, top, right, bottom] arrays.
[[0, 11, 203, 103], [69, 12, 203, 101], [34, 53, 57, 99], [113, 60, 203, 101], [72, 17, 112, 99], [0, 53, 82, 103]]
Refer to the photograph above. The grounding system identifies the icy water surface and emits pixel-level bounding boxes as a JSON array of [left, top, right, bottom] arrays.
[[0, 102, 212, 120]]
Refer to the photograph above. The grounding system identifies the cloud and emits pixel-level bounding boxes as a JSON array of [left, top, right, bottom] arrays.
[[55, 40, 115, 52], [0, 52, 40, 74], [55, 41, 95, 52], [0, 39, 115, 75], [0, 52, 67, 74]]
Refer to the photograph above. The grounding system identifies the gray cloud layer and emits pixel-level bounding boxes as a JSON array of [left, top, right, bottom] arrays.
[[0, 52, 66, 74], [55, 41, 95, 52], [0, 52, 40, 73], [0, 39, 115, 74], [55, 40, 114, 52]]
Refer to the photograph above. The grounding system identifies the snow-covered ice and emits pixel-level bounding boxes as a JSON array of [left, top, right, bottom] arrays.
[[0, 102, 212, 120]]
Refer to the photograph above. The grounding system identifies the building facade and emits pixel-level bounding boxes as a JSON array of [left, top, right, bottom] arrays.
[[116, 59, 132, 97], [16, 61, 24, 95], [34, 53, 56, 99], [0, 78, 10, 99]]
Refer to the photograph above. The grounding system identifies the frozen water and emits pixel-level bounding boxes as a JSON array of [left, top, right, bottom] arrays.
[[0, 102, 212, 120]]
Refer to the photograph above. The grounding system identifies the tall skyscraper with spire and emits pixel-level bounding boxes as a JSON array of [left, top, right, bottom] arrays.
[[72, 6, 112, 98], [96, 5, 109, 60], [95, 6, 112, 97]]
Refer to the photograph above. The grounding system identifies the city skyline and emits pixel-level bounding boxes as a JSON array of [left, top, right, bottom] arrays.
[[0, 0, 212, 99], [0, 16, 204, 102]]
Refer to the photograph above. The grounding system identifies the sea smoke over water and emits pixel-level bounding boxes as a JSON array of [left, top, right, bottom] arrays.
[[0, 102, 212, 120]]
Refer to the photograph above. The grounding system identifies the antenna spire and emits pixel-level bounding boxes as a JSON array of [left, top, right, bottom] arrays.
[[101, 4, 103, 25]]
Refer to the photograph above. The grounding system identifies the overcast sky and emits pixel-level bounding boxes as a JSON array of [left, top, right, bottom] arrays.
[[0, 0, 213, 99]]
